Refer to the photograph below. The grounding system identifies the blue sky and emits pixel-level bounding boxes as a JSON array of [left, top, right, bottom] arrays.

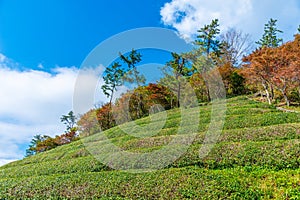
[[0, 0, 168, 69], [0, 0, 300, 165]]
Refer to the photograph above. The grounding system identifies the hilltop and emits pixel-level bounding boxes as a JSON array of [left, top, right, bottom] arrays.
[[1, 96, 300, 199]]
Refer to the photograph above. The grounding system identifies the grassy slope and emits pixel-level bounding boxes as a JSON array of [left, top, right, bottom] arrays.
[[1, 96, 300, 199]]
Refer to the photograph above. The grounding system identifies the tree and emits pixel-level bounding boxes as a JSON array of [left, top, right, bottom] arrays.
[[96, 103, 116, 131], [54, 130, 79, 145], [77, 109, 101, 137], [25, 112, 80, 156], [220, 28, 254, 67], [25, 134, 43, 156], [189, 72, 209, 102], [120, 49, 146, 118], [256, 18, 283, 48], [272, 34, 300, 106], [60, 111, 77, 132], [113, 83, 175, 123], [160, 52, 190, 107], [243, 34, 300, 106], [36, 135, 57, 153], [101, 62, 125, 106], [229, 71, 246, 96], [101, 62, 125, 126], [192, 19, 224, 102], [119, 49, 145, 86], [25, 134, 54, 156], [242, 47, 275, 104], [195, 19, 223, 57], [142, 83, 175, 111], [185, 48, 220, 102], [252, 18, 283, 103]]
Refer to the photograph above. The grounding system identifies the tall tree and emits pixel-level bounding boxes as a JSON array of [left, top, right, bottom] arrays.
[[119, 49, 146, 118], [195, 19, 223, 57], [192, 19, 224, 102], [253, 18, 283, 100], [256, 18, 283, 48], [101, 62, 125, 105], [101, 62, 123, 134], [160, 52, 190, 107]]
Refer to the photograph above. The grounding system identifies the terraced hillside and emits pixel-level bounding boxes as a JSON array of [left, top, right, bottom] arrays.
[[1, 96, 300, 199]]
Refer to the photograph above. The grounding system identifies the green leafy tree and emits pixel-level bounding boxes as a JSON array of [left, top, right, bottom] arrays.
[[102, 62, 125, 105], [160, 52, 190, 107], [60, 111, 77, 132], [229, 71, 246, 96], [25, 134, 43, 156], [192, 19, 224, 102], [256, 18, 283, 48], [195, 19, 223, 57], [120, 49, 146, 118]]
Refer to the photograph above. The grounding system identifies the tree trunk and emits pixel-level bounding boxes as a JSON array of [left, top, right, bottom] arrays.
[[177, 82, 181, 107], [262, 81, 271, 105], [279, 87, 290, 107], [277, 79, 289, 107], [203, 73, 211, 102], [108, 90, 114, 127], [283, 93, 290, 107], [206, 86, 211, 102], [109, 90, 114, 106]]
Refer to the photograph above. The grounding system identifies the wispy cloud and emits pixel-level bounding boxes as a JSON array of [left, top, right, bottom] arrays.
[[160, 0, 300, 42], [0, 54, 6, 63]]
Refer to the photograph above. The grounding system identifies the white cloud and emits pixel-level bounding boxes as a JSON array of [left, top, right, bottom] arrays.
[[160, 0, 300, 42], [0, 57, 111, 166], [0, 67, 80, 123]]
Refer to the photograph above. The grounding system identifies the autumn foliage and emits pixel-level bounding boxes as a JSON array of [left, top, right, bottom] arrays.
[[76, 83, 176, 133], [77, 109, 101, 137], [26, 128, 79, 156], [242, 34, 300, 106]]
